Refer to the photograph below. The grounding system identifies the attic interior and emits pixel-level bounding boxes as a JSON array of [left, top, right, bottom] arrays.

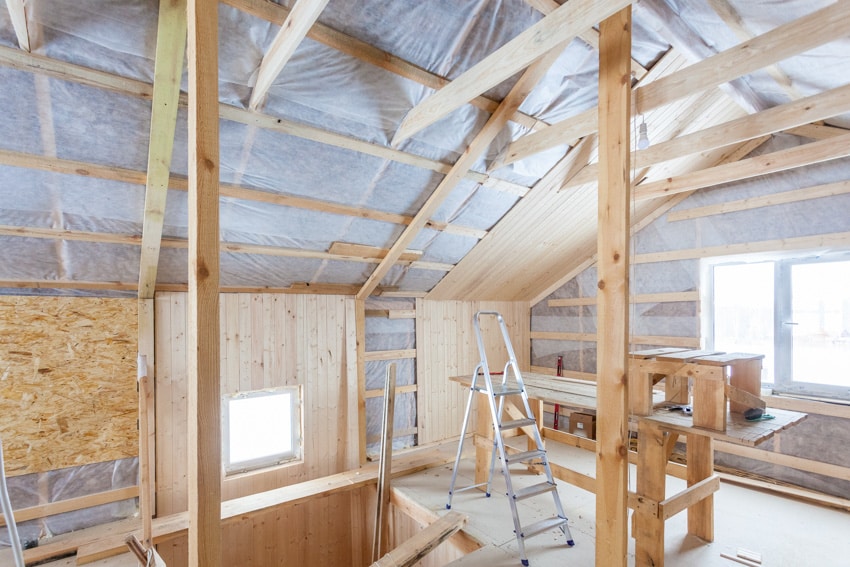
[[1, 0, 850, 566]]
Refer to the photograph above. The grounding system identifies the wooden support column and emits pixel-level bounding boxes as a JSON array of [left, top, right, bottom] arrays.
[[686, 434, 714, 541], [186, 0, 221, 565], [635, 420, 666, 567], [595, 7, 632, 567], [137, 299, 156, 547]]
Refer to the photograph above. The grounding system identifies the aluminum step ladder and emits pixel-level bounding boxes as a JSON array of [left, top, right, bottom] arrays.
[[446, 311, 574, 566]]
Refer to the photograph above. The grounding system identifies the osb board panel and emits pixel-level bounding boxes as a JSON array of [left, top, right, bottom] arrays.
[[0, 296, 138, 476]]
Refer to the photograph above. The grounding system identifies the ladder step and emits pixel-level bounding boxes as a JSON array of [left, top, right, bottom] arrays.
[[474, 384, 522, 396], [500, 417, 536, 430], [519, 516, 567, 540], [512, 481, 557, 501], [505, 449, 546, 464]]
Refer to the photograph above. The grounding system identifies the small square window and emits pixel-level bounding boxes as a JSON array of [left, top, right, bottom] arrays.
[[222, 387, 301, 475]]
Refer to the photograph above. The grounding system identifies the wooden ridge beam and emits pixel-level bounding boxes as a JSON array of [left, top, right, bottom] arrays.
[[357, 43, 566, 299], [6, 0, 30, 52], [0, 46, 529, 197], [393, 0, 632, 144], [223, 0, 543, 131], [635, 132, 850, 201], [635, 2, 850, 114], [138, 0, 187, 299], [248, 0, 329, 110]]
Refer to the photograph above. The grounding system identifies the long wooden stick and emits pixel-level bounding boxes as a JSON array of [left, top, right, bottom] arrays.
[[372, 363, 397, 561]]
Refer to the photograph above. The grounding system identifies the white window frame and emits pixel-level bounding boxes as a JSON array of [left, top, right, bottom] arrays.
[[222, 386, 302, 475], [705, 250, 850, 401]]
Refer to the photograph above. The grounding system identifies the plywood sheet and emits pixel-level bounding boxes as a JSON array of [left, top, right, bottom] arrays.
[[0, 296, 138, 476]]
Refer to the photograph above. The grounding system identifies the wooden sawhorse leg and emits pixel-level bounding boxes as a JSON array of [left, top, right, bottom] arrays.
[[635, 420, 666, 567], [687, 433, 714, 541]]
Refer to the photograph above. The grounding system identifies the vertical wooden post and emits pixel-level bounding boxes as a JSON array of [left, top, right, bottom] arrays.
[[687, 433, 714, 541], [137, 299, 156, 547], [373, 363, 397, 561], [635, 420, 666, 567], [187, 0, 221, 565], [356, 298, 368, 465], [595, 7, 632, 567]]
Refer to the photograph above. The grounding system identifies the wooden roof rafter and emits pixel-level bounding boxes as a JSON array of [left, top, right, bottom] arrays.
[[356, 38, 571, 300], [392, 0, 633, 144], [6, 0, 30, 52], [248, 0, 329, 111], [137, 0, 187, 300]]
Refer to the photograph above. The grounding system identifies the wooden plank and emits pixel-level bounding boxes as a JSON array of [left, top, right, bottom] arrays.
[[634, 420, 666, 567], [248, 0, 329, 110], [365, 309, 416, 319], [373, 364, 397, 561], [636, 133, 850, 202], [715, 441, 850, 482], [357, 46, 564, 299], [659, 474, 719, 521], [138, 0, 187, 299], [686, 434, 714, 541], [496, 107, 597, 170], [530, 331, 699, 349], [635, 2, 850, 114], [667, 180, 850, 222], [364, 349, 417, 362], [370, 511, 467, 567], [5, 0, 29, 52], [595, 9, 632, 567], [365, 384, 417, 399], [0, 486, 138, 528], [137, 300, 156, 546], [329, 242, 423, 262], [393, 0, 631, 143], [634, 231, 850, 264], [356, 299, 368, 464], [186, 0, 221, 564], [548, 291, 699, 307]]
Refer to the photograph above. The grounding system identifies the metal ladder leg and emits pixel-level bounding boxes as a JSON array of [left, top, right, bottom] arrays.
[[446, 363, 490, 508]]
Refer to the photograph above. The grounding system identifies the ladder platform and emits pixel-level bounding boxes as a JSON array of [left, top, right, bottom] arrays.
[[505, 449, 546, 464], [474, 384, 523, 397], [512, 481, 557, 501], [520, 516, 568, 540], [500, 417, 537, 430]]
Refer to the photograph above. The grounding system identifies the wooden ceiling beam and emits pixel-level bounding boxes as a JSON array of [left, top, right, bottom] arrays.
[[635, 2, 850, 114], [0, 46, 529, 197], [248, 0, 328, 110], [0, 225, 455, 271], [357, 44, 567, 299], [565, 82, 850, 189], [635, 132, 850, 201], [392, 0, 632, 144], [225, 0, 543, 131], [0, 148, 485, 240], [523, 0, 647, 79], [6, 0, 30, 52], [138, 0, 187, 300]]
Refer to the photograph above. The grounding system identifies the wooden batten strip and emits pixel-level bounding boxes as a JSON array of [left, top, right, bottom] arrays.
[[364, 384, 417, 399], [634, 231, 850, 264], [365, 309, 416, 319], [0, 486, 138, 528], [370, 511, 467, 567], [530, 332, 700, 349], [6, 0, 29, 52], [364, 349, 417, 362], [548, 291, 699, 307], [715, 441, 850, 483], [667, 180, 850, 222]]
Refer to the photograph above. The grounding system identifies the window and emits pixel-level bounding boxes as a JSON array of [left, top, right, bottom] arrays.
[[222, 387, 301, 474], [708, 253, 850, 400]]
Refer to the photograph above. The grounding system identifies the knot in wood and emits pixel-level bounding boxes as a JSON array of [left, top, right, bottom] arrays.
[[598, 280, 605, 290]]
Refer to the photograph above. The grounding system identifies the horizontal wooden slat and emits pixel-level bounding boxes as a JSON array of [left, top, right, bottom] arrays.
[[365, 384, 418, 399], [659, 475, 720, 520], [329, 241, 422, 262], [0, 486, 139, 528], [762, 395, 850, 420], [666, 180, 850, 222], [715, 441, 850, 482], [365, 309, 416, 319], [530, 332, 700, 348], [364, 349, 417, 362], [634, 231, 850, 264], [548, 291, 699, 307]]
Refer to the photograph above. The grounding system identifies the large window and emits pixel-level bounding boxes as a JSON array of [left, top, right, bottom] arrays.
[[709, 254, 850, 400], [222, 387, 302, 475]]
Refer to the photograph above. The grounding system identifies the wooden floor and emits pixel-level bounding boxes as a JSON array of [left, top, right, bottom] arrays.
[[395, 441, 850, 567]]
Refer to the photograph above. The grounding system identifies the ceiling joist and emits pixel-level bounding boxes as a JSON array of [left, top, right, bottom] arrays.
[[248, 0, 329, 110], [137, 0, 187, 300], [392, 0, 632, 144]]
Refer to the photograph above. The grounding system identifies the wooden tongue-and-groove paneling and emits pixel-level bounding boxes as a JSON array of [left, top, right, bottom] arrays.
[[154, 292, 360, 565]]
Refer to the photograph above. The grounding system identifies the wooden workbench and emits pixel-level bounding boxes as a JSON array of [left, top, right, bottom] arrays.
[[449, 370, 806, 567]]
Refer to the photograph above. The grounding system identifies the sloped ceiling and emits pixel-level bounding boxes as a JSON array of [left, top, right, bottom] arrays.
[[0, 0, 848, 301]]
